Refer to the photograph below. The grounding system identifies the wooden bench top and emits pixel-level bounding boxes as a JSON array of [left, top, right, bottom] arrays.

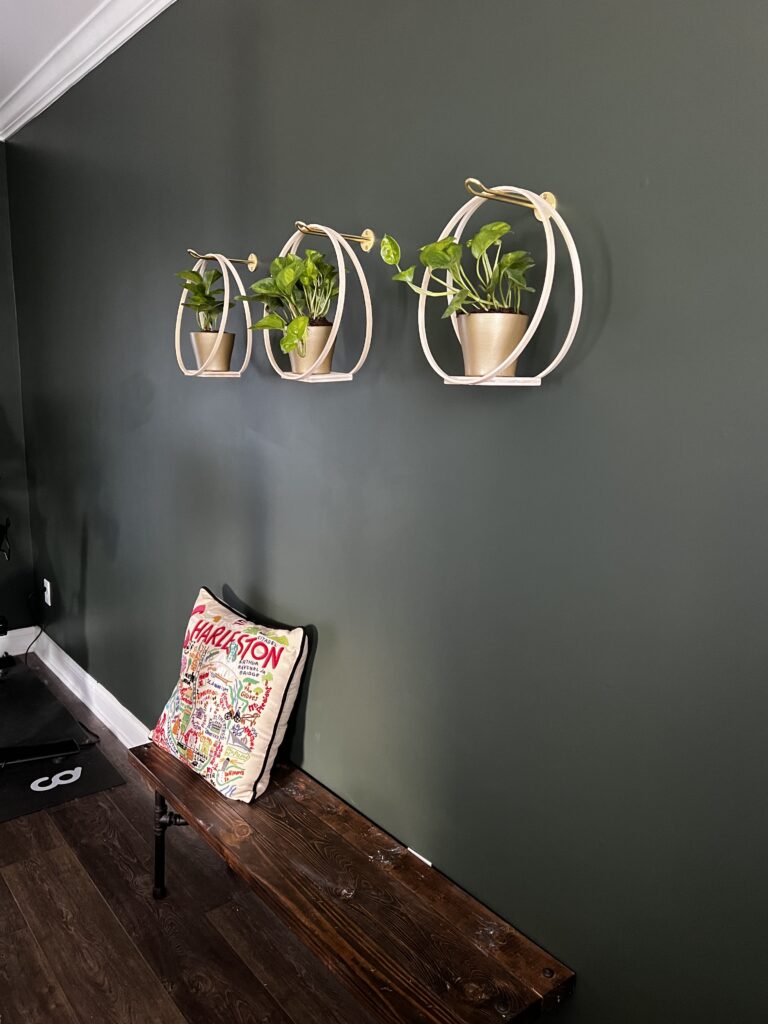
[[129, 743, 574, 1023]]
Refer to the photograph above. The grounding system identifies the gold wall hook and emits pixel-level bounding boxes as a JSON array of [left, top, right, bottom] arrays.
[[187, 248, 258, 272], [464, 178, 557, 221], [295, 221, 376, 253]]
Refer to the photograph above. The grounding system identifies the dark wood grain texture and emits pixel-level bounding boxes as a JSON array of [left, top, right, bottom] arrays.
[[0, 926, 81, 1024], [49, 791, 293, 1024], [131, 742, 574, 1023], [269, 764, 575, 1009], [0, 873, 25, 932], [0, 869, 80, 1024], [0, 808, 64, 867], [2, 844, 187, 1024], [209, 892, 381, 1024]]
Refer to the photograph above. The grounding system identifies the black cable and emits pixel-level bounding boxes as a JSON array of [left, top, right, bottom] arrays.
[[21, 583, 46, 666], [0, 518, 11, 562], [24, 624, 43, 666]]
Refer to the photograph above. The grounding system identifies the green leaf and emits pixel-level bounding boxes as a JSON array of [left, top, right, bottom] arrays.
[[251, 313, 286, 331], [392, 265, 416, 284], [249, 277, 282, 300], [441, 288, 469, 319], [303, 249, 328, 276], [500, 250, 535, 273], [286, 314, 309, 338], [467, 221, 511, 259], [276, 262, 302, 293], [271, 253, 303, 276], [270, 254, 300, 274], [419, 237, 462, 270], [488, 262, 502, 295], [380, 234, 401, 266], [280, 315, 309, 353], [202, 268, 223, 291], [176, 269, 203, 286], [299, 257, 318, 285]]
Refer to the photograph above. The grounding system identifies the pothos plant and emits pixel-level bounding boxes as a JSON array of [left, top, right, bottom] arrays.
[[237, 250, 340, 355], [176, 267, 234, 331], [380, 222, 536, 318]]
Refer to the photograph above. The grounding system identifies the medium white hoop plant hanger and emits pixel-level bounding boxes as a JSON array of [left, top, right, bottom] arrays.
[[263, 221, 374, 383], [417, 178, 583, 386], [174, 248, 258, 378]]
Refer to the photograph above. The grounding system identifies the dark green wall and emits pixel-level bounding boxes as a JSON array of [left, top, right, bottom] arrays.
[[0, 142, 33, 627], [6, 1, 768, 1019]]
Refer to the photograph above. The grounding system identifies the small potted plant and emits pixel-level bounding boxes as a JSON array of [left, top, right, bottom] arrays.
[[176, 267, 236, 372], [380, 224, 536, 377], [238, 249, 340, 374]]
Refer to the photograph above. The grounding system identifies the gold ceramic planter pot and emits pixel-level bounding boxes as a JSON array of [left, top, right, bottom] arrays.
[[456, 312, 529, 378], [191, 331, 235, 373], [289, 323, 334, 375]]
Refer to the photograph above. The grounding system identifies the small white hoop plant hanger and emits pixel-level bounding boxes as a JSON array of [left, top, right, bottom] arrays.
[[174, 252, 254, 378], [263, 223, 373, 383], [417, 183, 583, 386]]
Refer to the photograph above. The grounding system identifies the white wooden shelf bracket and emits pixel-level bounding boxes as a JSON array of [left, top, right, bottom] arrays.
[[417, 181, 583, 386], [263, 223, 374, 383], [174, 250, 254, 378]]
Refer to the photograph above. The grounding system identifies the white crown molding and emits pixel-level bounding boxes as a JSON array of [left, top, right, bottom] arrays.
[[0, 0, 177, 140], [3, 627, 150, 748]]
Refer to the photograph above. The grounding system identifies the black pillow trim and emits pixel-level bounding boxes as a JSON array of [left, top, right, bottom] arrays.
[[251, 629, 308, 799], [198, 586, 307, 799]]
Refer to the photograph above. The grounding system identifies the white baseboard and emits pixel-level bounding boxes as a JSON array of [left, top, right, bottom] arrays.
[[3, 626, 41, 656], [4, 626, 150, 748]]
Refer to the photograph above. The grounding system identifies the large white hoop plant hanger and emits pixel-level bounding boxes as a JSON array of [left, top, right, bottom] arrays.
[[263, 222, 374, 383], [174, 249, 256, 378], [417, 181, 583, 386]]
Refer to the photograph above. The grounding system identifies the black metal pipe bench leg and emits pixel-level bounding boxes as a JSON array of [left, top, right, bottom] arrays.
[[153, 790, 187, 899]]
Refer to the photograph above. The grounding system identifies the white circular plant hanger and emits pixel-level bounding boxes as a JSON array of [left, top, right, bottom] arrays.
[[417, 185, 583, 386], [174, 254, 253, 378], [263, 224, 373, 383]]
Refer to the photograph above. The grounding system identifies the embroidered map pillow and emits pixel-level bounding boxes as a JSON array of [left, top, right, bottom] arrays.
[[151, 587, 308, 802]]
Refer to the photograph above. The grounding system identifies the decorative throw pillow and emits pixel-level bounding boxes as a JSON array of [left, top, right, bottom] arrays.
[[151, 587, 308, 802]]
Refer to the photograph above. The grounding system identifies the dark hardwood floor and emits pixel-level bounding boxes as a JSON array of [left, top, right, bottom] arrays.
[[0, 655, 373, 1024]]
